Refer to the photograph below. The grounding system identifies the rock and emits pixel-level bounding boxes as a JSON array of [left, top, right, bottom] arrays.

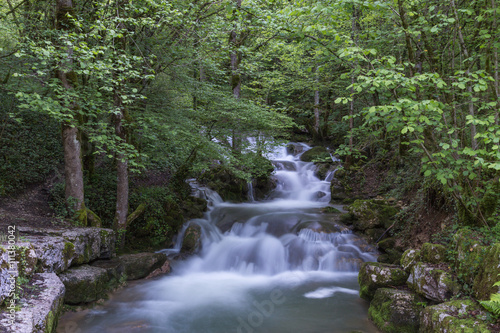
[[473, 243, 500, 300], [419, 300, 490, 333], [91, 258, 126, 287], [364, 228, 386, 243], [181, 224, 202, 254], [58, 265, 109, 304], [146, 260, 171, 279], [400, 249, 421, 272], [378, 237, 396, 251], [119, 252, 168, 280], [299, 146, 331, 162], [314, 191, 327, 199], [286, 143, 306, 156], [358, 262, 409, 301], [17, 227, 115, 273], [420, 243, 447, 264], [453, 228, 486, 287], [368, 288, 427, 333], [407, 262, 460, 302], [0, 242, 38, 306], [347, 199, 399, 231], [0, 273, 65, 333], [294, 221, 345, 234], [377, 249, 403, 265]]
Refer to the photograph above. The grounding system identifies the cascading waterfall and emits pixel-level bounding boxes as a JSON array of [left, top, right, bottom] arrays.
[[57, 143, 380, 333]]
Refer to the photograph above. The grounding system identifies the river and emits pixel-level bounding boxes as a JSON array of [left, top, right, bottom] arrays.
[[57, 143, 379, 333]]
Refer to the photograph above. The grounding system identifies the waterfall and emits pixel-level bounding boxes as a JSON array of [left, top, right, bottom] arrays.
[[59, 143, 380, 333]]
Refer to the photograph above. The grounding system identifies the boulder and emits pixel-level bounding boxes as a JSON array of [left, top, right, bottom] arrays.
[[419, 300, 490, 333], [119, 252, 168, 280], [91, 258, 126, 287], [299, 146, 331, 162], [358, 262, 409, 300], [181, 224, 202, 254], [347, 199, 399, 231], [453, 229, 485, 286], [368, 288, 427, 333], [58, 265, 109, 304], [473, 243, 500, 300], [420, 243, 447, 264], [407, 262, 460, 302], [0, 273, 65, 333], [400, 249, 421, 272], [377, 249, 404, 265]]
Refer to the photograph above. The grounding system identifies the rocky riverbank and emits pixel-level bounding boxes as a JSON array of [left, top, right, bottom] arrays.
[[0, 227, 171, 333]]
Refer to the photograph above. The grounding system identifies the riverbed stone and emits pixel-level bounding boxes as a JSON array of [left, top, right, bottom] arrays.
[[119, 252, 168, 280], [419, 300, 490, 333], [473, 242, 500, 300], [368, 288, 427, 333], [407, 262, 460, 302], [58, 265, 109, 304], [400, 249, 421, 272], [0, 273, 65, 333], [358, 262, 409, 300], [420, 243, 447, 264], [300, 146, 330, 162], [181, 224, 202, 254]]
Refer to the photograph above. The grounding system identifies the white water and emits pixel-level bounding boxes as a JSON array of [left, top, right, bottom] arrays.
[[57, 143, 379, 333]]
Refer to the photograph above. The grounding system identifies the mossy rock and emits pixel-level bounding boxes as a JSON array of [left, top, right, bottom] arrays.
[[300, 146, 331, 163], [368, 288, 427, 333], [400, 249, 421, 272], [59, 265, 109, 304], [363, 228, 386, 243], [347, 199, 399, 231], [378, 237, 396, 251], [181, 224, 202, 254], [358, 262, 409, 301], [119, 252, 168, 280], [453, 228, 486, 287], [420, 243, 447, 264], [473, 243, 500, 300], [339, 213, 356, 226], [377, 249, 404, 265], [180, 196, 208, 220], [199, 165, 248, 202], [407, 262, 460, 302], [419, 300, 490, 333]]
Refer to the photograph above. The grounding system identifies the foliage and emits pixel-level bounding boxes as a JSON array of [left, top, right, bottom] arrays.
[[479, 275, 500, 319]]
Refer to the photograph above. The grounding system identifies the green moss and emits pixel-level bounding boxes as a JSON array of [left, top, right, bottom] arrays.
[[400, 249, 421, 272], [420, 243, 447, 264], [358, 262, 409, 300], [348, 199, 399, 231], [300, 146, 331, 162], [63, 242, 75, 267], [473, 243, 500, 300]]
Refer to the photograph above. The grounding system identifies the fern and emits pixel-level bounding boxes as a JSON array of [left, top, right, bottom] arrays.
[[479, 276, 500, 319]]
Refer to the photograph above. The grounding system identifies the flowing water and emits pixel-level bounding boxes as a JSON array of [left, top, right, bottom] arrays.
[[58, 143, 379, 333]]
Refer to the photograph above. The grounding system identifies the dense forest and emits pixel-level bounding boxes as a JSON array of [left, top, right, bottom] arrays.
[[0, 0, 498, 249]]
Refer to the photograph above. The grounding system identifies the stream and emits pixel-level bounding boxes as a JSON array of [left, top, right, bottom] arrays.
[[58, 143, 380, 333]]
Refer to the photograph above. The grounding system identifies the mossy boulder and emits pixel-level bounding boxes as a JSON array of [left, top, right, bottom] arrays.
[[58, 265, 109, 304], [407, 262, 460, 302], [453, 228, 486, 287], [400, 249, 421, 272], [473, 242, 500, 300], [364, 228, 386, 243], [368, 288, 427, 333], [180, 196, 207, 220], [181, 224, 202, 254], [119, 252, 168, 280], [420, 243, 447, 264], [199, 165, 247, 202], [300, 146, 330, 162], [91, 258, 126, 289], [377, 249, 404, 265], [358, 262, 409, 300], [419, 300, 490, 333], [347, 199, 399, 231]]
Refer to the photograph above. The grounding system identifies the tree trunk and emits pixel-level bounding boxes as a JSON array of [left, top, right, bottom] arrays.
[[493, 0, 499, 125], [230, 0, 242, 153], [56, 0, 85, 215], [314, 66, 320, 135]]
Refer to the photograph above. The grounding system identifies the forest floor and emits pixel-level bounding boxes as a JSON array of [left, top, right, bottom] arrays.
[[0, 178, 72, 232]]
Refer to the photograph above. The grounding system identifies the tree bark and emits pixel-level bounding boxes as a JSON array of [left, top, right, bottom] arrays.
[[314, 66, 320, 135], [56, 0, 85, 215], [230, 0, 242, 153], [493, 0, 499, 125]]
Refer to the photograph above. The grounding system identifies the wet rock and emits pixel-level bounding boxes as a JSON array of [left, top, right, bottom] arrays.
[[419, 300, 490, 333], [181, 224, 202, 254], [300, 146, 330, 162], [368, 288, 427, 333], [347, 199, 399, 231], [407, 262, 460, 302], [400, 249, 421, 272], [0, 273, 65, 333], [358, 262, 409, 301], [91, 258, 126, 287], [119, 252, 168, 280], [286, 143, 306, 156], [420, 243, 447, 264], [294, 221, 345, 234], [473, 243, 500, 300], [59, 265, 109, 304], [314, 191, 327, 199], [146, 260, 171, 279]]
